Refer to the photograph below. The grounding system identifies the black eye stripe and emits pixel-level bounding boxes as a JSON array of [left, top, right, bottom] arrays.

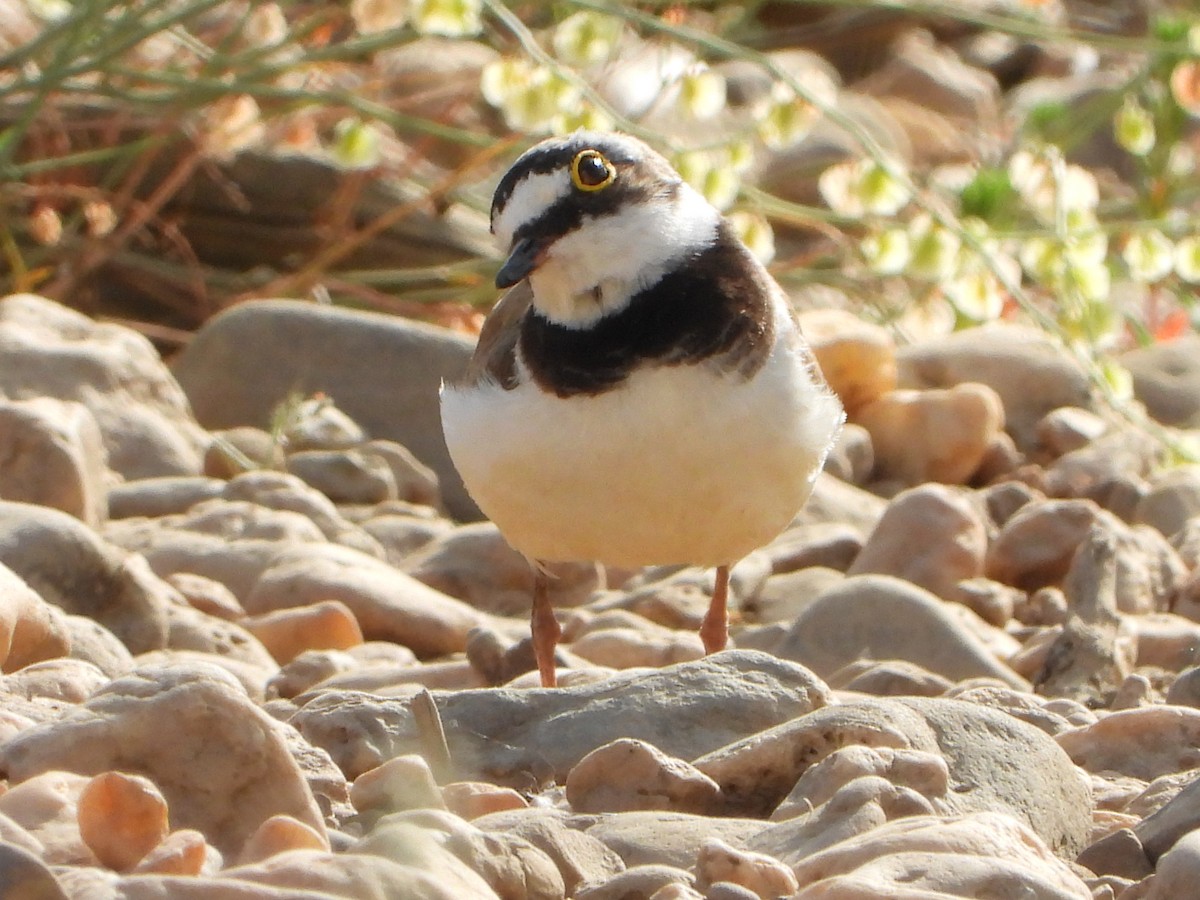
[[511, 177, 678, 248], [491, 133, 648, 226]]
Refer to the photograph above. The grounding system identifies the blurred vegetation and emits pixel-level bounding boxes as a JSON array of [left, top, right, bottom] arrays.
[[0, 0, 1197, 390]]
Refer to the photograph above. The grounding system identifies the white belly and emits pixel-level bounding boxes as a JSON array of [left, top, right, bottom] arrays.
[[441, 333, 843, 567]]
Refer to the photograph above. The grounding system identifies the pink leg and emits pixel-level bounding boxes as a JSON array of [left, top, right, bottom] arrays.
[[699, 564, 730, 654], [531, 567, 561, 687]]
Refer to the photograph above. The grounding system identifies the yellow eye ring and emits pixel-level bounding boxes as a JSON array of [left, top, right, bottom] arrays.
[[570, 149, 616, 192]]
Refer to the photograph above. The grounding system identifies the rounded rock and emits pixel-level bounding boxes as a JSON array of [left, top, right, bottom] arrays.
[[566, 738, 720, 815], [799, 309, 897, 416], [847, 483, 987, 601], [244, 599, 364, 665], [77, 771, 169, 872], [856, 383, 1004, 485]]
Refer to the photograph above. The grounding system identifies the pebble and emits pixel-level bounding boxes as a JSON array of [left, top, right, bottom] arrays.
[[774, 574, 1026, 687], [694, 837, 797, 897], [771, 746, 949, 822], [566, 738, 720, 814], [1166, 666, 1200, 708], [285, 448, 398, 505], [0, 770, 95, 865], [585, 811, 766, 871], [0, 561, 71, 673], [575, 864, 693, 900], [789, 812, 1092, 897], [832, 659, 953, 696], [0, 501, 173, 654], [243, 599, 364, 664], [0, 664, 326, 856], [855, 383, 1004, 485], [441, 781, 529, 820], [798, 309, 897, 415], [167, 570, 245, 621], [473, 806, 626, 894], [896, 323, 1093, 449], [0, 293, 207, 479], [403, 520, 600, 615], [1057, 706, 1200, 780], [171, 298, 477, 517], [76, 771, 169, 871], [1146, 828, 1200, 899], [1037, 406, 1110, 457], [349, 753, 446, 818], [570, 627, 705, 670], [847, 483, 988, 602], [245, 542, 487, 656], [106, 476, 224, 520], [694, 696, 1092, 856], [132, 829, 214, 876], [1121, 334, 1200, 427], [1134, 465, 1200, 539], [0, 397, 108, 526], [236, 814, 330, 865], [294, 650, 831, 784]]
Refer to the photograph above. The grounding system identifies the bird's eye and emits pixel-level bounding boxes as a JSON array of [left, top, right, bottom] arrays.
[[570, 150, 615, 192]]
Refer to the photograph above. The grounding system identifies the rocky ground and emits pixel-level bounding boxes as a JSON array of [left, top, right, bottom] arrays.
[[4, 0, 1200, 895], [0, 289, 1197, 899]]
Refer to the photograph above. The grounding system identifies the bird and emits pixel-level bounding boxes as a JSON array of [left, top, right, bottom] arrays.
[[441, 131, 844, 687]]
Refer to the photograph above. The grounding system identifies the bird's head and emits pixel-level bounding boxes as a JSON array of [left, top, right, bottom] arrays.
[[489, 132, 721, 328]]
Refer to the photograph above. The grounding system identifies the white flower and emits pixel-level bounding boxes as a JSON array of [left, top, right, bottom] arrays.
[[1123, 229, 1175, 283], [676, 65, 727, 121], [756, 76, 834, 150], [412, 0, 481, 37], [480, 57, 531, 108], [481, 60, 580, 133], [1019, 230, 1110, 302], [1054, 164, 1098, 213], [944, 269, 1005, 322], [727, 212, 775, 265], [1007, 149, 1043, 198], [818, 158, 911, 217], [552, 104, 615, 134], [1063, 258, 1111, 303], [906, 214, 961, 281], [1168, 143, 1197, 178], [1009, 148, 1099, 222], [552, 12, 623, 67], [350, 0, 408, 35], [674, 149, 740, 211], [1114, 98, 1155, 156], [726, 140, 755, 174], [1062, 222, 1108, 268], [860, 228, 911, 275], [1175, 235, 1200, 282], [331, 118, 382, 169], [700, 166, 740, 212]]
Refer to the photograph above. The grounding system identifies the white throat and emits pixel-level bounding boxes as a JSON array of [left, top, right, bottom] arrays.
[[529, 184, 720, 329]]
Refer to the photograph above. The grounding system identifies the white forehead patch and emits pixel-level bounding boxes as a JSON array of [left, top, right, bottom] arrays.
[[492, 169, 571, 248]]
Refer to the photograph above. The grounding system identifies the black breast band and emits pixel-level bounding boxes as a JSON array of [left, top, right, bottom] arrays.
[[518, 224, 774, 398]]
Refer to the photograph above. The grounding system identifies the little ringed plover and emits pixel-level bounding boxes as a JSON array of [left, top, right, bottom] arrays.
[[441, 132, 844, 687]]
